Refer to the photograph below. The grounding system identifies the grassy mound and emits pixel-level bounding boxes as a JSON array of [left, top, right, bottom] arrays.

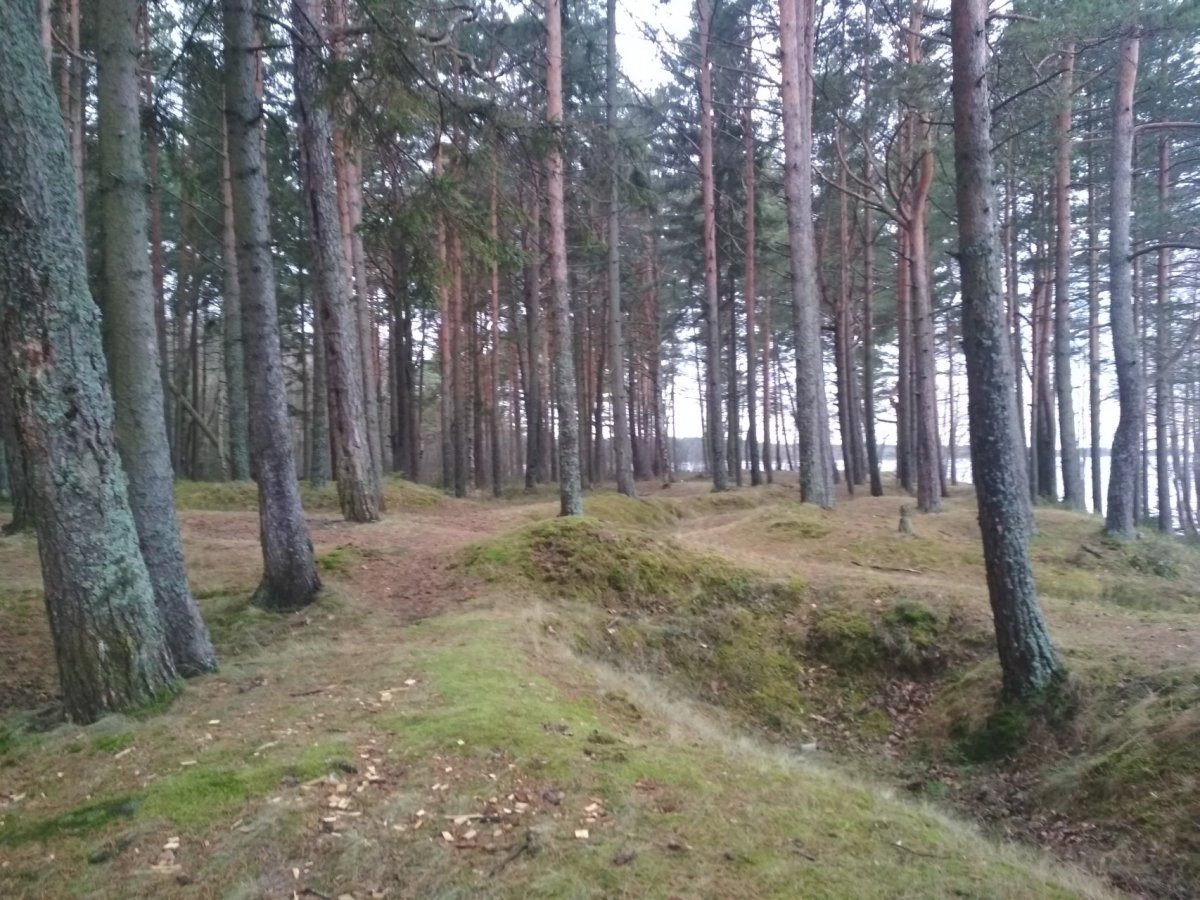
[[463, 518, 979, 742]]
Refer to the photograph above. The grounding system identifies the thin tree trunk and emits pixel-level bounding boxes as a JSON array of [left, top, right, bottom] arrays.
[[607, 0, 635, 496], [546, 0, 583, 515], [762, 290, 773, 483], [309, 286, 331, 487], [743, 82, 761, 486], [489, 167, 504, 496], [292, 0, 378, 522], [779, 0, 832, 506], [223, 0, 321, 609], [1155, 136, 1172, 532], [522, 174, 544, 491], [911, 122, 942, 512], [221, 113, 251, 480], [0, 0, 180, 721], [98, 0, 216, 675], [950, 0, 1062, 699], [1106, 30, 1142, 538], [698, 0, 728, 492], [1053, 44, 1084, 510], [1087, 97, 1103, 514]]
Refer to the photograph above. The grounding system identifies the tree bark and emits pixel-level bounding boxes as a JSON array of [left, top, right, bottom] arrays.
[[292, 0, 378, 522], [98, 0, 216, 675], [221, 112, 251, 481], [1106, 31, 1142, 538], [606, 0, 635, 497], [951, 0, 1063, 699], [698, 0, 728, 492], [223, 0, 321, 609], [522, 171, 544, 491], [0, 0, 180, 721], [489, 167, 504, 497], [1086, 100, 1103, 515], [1053, 44, 1084, 510], [779, 0, 833, 506], [743, 80, 761, 487], [546, 0, 583, 515], [1155, 136, 1172, 532]]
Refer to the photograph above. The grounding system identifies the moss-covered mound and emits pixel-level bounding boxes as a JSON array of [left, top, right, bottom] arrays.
[[463, 518, 977, 741], [175, 475, 443, 513]]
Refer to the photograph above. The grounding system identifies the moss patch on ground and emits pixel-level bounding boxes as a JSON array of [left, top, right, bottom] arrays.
[[175, 476, 444, 513]]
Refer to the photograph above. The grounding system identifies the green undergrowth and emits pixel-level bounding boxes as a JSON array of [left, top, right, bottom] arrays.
[[923, 653, 1200, 890], [462, 518, 980, 741], [174, 475, 443, 513], [195, 586, 343, 657]]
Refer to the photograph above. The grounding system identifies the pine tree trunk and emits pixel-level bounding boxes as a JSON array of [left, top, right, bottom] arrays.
[[221, 114, 251, 481], [743, 86, 761, 487], [911, 129, 942, 512], [951, 0, 1062, 699], [779, 0, 832, 506], [98, 0, 216, 675], [522, 175, 544, 491], [697, 0, 728, 492], [0, 0, 180, 721], [606, 0, 635, 497], [1087, 100, 1103, 515], [1053, 45, 1084, 510], [1155, 137, 1172, 532], [489, 169, 504, 497], [223, 0, 321, 609], [1106, 32, 1142, 539], [292, 0, 378, 522], [546, 0, 583, 515], [309, 287, 331, 488]]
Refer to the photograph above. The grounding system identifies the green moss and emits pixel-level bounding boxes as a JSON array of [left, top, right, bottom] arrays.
[[175, 476, 442, 513], [1036, 568, 1103, 601], [316, 545, 361, 576], [140, 740, 347, 828], [128, 681, 182, 719], [462, 517, 768, 611], [954, 705, 1031, 763], [0, 796, 138, 847], [858, 708, 892, 740], [807, 609, 880, 671], [90, 732, 134, 754]]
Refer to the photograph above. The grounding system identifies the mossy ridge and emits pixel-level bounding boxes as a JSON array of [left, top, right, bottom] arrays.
[[174, 476, 443, 513], [462, 516, 774, 611], [368, 612, 1096, 900], [463, 519, 984, 744]]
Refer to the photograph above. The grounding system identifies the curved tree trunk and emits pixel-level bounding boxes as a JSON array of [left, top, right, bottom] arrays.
[[0, 0, 179, 721], [98, 0, 216, 676], [951, 0, 1063, 699], [223, 0, 321, 610], [1105, 32, 1142, 538]]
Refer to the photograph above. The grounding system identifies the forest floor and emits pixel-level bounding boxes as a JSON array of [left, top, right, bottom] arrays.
[[0, 475, 1197, 899]]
